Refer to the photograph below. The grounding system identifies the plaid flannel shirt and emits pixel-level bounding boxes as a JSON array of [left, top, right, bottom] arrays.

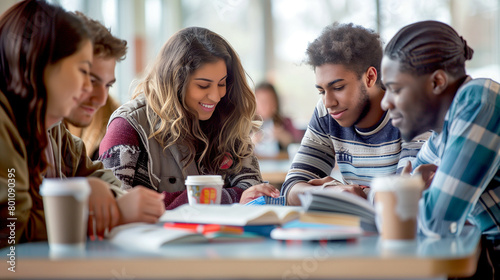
[[415, 78, 500, 237]]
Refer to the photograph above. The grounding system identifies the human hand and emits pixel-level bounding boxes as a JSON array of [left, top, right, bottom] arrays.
[[324, 184, 367, 199], [402, 161, 436, 189], [402, 161, 413, 175], [308, 176, 367, 199], [414, 164, 437, 189], [239, 182, 280, 204], [116, 186, 165, 225], [307, 176, 343, 187], [86, 177, 120, 240]]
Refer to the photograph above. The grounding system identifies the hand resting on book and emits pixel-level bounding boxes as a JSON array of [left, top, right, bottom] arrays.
[[308, 176, 367, 199], [239, 182, 280, 204]]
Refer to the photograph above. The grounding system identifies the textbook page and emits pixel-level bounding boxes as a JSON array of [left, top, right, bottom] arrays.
[[159, 204, 303, 226], [107, 223, 207, 249]]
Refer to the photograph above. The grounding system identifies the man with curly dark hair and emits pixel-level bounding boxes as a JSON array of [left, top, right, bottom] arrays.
[[282, 23, 429, 206]]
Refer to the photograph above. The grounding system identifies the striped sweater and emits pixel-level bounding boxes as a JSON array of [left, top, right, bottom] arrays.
[[281, 99, 428, 201]]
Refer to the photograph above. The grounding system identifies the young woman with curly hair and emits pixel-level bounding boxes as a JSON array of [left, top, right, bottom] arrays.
[[100, 27, 279, 208]]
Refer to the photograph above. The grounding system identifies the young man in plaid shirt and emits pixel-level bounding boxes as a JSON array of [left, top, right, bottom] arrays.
[[381, 20, 499, 279]]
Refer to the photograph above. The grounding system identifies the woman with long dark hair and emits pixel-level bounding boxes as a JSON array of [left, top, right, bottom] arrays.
[[0, 0, 165, 247]]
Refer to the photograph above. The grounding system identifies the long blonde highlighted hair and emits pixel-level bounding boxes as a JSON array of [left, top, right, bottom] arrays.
[[133, 27, 257, 175]]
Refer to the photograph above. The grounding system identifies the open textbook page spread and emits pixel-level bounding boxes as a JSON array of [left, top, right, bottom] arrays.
[[159, 204, 303, 226]]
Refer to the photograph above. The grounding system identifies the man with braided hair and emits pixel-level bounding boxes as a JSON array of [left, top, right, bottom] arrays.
[[381, 20, 499, 279]]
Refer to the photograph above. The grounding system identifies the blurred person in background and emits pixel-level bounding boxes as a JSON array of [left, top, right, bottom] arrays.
[[252, 82, 303, 158]]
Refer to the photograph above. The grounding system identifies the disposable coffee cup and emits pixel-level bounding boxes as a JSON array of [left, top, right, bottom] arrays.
[[185, 175, 223, 205], [40, 177, 91, 252], [371, 175, 423, 245]]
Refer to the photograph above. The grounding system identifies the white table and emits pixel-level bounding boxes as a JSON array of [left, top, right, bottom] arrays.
[[0, 225, 481, 279]]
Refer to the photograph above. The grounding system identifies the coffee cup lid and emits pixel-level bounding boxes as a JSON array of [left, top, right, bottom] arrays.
[[371, 175, 424, 192], [40, 177, 91, 201], [185, 175, 223, 185]]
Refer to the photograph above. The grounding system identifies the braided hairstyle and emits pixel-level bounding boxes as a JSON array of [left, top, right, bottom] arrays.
[[384, 20, 473, 78]]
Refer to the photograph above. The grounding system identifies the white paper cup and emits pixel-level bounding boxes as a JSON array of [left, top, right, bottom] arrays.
[[40, 178, 90, 251], [185, 175, 223, 205], [371, 175, 423, 244]]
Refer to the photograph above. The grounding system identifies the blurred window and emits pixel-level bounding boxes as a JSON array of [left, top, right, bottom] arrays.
[[37, 0, 500, 128]]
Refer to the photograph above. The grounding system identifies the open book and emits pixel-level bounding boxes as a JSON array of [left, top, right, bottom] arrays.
[[107, 223, 262, 249], [159, 204, 303, 226], [299, 190, 377, 232]]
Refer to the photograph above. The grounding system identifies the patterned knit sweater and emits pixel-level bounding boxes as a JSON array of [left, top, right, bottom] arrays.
[[100, 117, 263, 209]]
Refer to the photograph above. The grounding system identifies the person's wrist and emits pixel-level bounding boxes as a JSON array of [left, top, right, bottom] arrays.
[[286, 188, 300, 206]]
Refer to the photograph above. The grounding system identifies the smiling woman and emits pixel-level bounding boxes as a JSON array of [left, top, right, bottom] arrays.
[[185, 59, 227, 121], [99, 27, 280, 209]]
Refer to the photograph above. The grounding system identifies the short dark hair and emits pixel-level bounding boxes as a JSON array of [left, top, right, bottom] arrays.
[[384, 20, 473, 77], [306, 22, 383, 85], [74, 11, 127, 61]]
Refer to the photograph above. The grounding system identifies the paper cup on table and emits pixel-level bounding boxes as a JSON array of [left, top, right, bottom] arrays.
[[371, 175, 423, 246], [185, 175, 223, 205], [40, 177, 90, 252]]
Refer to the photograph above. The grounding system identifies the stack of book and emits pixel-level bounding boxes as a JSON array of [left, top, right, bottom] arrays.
[[108, 198, 375, 248]]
